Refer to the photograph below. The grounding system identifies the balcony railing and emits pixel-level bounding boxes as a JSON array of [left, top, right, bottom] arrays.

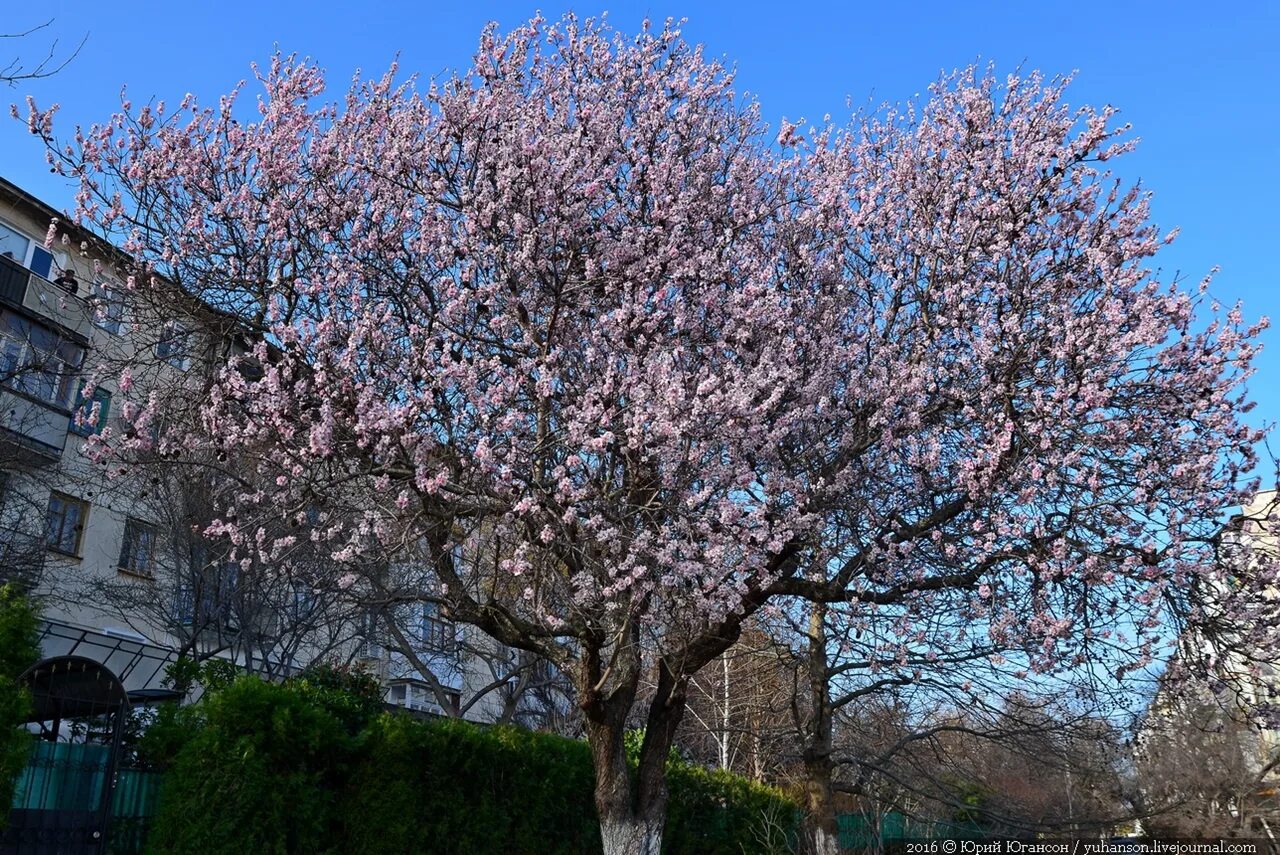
[[0, 253, 92, 342], [0, 254, 27, 305]]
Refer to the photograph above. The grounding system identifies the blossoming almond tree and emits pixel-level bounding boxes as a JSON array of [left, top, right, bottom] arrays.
[[27, 15, 1274, 854]]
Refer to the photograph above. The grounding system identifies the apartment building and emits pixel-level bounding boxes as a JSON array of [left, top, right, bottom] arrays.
[[1134, 488, 1280, 834], [1217, 488, 1280, 768], [0, 175, 562, 725]]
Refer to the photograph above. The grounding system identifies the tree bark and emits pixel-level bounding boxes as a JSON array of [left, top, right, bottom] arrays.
[[803, 755, 840, 855], [801, 602, 840, 855], [584, 698, 676, 855], [581, 649, 689, 855], [598, 815, 665, 855]]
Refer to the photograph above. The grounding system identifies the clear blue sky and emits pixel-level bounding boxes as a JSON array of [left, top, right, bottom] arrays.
[[3, 1, 1278, 467]]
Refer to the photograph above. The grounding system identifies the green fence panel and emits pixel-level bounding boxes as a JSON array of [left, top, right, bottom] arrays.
[[111, 768, 161, 819], [8, 742, 162, 855], [11, 741, 110, 811], [837, 811, 990, 851]]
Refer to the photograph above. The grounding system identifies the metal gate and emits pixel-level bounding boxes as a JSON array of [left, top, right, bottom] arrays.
[[2, 656, 132, 854]]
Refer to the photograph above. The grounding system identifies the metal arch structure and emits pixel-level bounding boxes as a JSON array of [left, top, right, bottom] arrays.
[[2, 656, 132, 855], [20, 656, 132, 728], [31, 622, 179, 695]]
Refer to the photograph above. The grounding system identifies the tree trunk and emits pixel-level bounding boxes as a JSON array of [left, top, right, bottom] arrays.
[[581, 653, 688, 855], [803, 755, 840, 855], [719, 653, 731, 770], [599, 815, 665, 855], [585, 704, 673, 855], [801, 602, 840, 855]]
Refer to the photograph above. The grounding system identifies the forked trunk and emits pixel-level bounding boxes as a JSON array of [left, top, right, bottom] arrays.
[[586, 713, 671, 855], [582, 654, 687, 855]]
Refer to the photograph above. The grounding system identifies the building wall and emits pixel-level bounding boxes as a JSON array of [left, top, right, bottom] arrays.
[[0, 176, 555, 724], [1138, 489, 1280, 790]]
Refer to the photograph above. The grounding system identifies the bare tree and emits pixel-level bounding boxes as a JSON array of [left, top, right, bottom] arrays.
[[770, 578, 1152, 852], [354, 532, 578, 730], [675, 622, 796, 782], [1136, 679, 1280, 837], [54, 461, 367, 679], [822, 687, 1132, 840]]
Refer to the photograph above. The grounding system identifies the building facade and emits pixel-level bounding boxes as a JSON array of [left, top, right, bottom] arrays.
[[0, 175, 563, 726], [1134, 489, 1280, 835]]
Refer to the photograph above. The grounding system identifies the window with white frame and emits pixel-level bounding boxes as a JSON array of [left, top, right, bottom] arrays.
[[89, 280, 127, 335], [0, 220, 56, 279], [389, 681, 459, 713], [359, 611, 383, 659], [291, 581, 315, 620], [118, 518, 158, 577], [173, 580, 194, 624], [45, 492, 87, 555], [155, 320, 192, 370], [0, 310, 83, 409], [212, 561, 241, 625], [179, 544, 241, 627]]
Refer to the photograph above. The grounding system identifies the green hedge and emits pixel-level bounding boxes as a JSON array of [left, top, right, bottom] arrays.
[[339, 715, 602, 854], [0, 584, 39, 830], [146, 675, 797, 854], [664, 763, 795, 854], [145, 676, 361, 854]]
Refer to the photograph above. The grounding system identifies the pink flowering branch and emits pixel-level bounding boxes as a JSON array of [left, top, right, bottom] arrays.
[[24, 17, 1275, 854]]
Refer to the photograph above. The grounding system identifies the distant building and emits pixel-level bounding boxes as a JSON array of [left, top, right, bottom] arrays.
[[1134, 489, 1280, 835]]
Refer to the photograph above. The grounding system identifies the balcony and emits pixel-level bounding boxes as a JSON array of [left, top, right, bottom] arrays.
[[0, 253, 92, 343], [0, 392, 70, 461], [0, 254, 93, 462]]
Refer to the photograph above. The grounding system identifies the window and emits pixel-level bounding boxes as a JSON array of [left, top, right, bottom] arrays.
[[89, 281, 126, 335], [420, 602, 456, 653], [515, 650, 554, 685], [390, 682, 459, 714], [0, 221, 29, 262], [359, 611, 383, 659], [70, 384, 111, 436], [29, 246, 53, 279], [0, 310, 84, 408], [173, 583, 194, 624], [45, 492, 87, 555], [118, 518, 158, 577], [291, 582, 315, 620], [178, 547, 240, 628], [0, 220, 54, 278], [155, 321, 192, 370]]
